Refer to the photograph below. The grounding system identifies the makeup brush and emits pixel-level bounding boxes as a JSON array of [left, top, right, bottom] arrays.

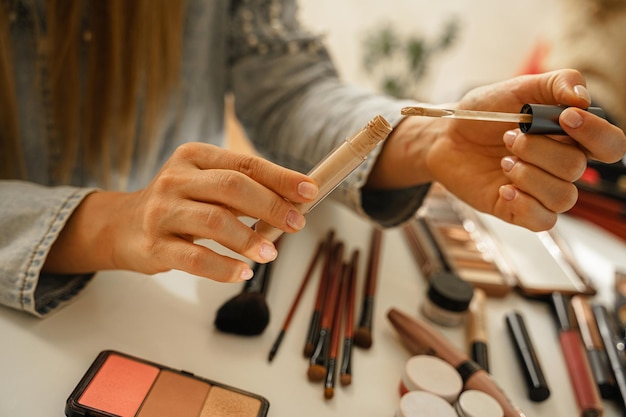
[[214, 260, 274, 336], [268, 237, 326, 362], [303, 232, 336, 357], [325, 262, 348, 399], [308, 242, 344, 382], [354, 227, 383, 349], [340, 249, 359, 386]]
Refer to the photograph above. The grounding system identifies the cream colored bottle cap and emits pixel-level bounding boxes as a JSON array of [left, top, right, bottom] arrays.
[[455, 389, 504, 417], [396, 391, 457, 417], [401, 355, 463, 403]]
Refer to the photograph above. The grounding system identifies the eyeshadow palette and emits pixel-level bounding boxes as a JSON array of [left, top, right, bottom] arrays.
[[403, 185, 515, 297], [403, 184, 595, 298], [65, 350, 269, 417]]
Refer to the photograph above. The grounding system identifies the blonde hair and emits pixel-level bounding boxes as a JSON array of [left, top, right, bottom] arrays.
[[0, 0, 185, 185]]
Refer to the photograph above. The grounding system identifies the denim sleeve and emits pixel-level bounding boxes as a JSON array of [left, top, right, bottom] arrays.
[[0, 181, 97, 317], [228, 0, 430, 227]]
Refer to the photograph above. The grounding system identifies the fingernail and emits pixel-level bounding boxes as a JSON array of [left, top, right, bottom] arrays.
[[298, 181, 318, 199], [499, 185, 517, 201], [501, 156, 518, 172], [259, 243, 278, 262], [561, 108, 583, 129], [287, 209, 306, 230], [240, 267, 254, 281], [503, 130, 518, 147], [574, 85, 591, 103]]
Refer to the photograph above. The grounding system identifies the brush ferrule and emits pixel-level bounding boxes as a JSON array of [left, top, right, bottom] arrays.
[[303, 310, 322, 357], [310, 328, 330, 368], [340, 338, 353, 378], [268, 330, 285, 362], [357, 296, 375, 329], [244, 262, 271, 293], [325, 357, 337, 390]]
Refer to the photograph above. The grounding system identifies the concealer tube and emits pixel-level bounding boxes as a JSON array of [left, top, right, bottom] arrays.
[[253, 115, 392, 241]]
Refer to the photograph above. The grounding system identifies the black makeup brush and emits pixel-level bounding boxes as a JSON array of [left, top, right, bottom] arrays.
[[340, 249, 359, 386], [308, 241, 344, 382], [354, 227, 382, 349], [303, 231, 335, 358], [214, 260, 274, 336], [269, 238, 327, 362]]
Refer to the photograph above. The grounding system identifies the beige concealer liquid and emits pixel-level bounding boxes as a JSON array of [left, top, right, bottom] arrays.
[[254, 115, 392, 241]]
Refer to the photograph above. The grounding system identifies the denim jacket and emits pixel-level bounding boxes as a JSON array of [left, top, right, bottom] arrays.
[[0, 0, 430, 317]]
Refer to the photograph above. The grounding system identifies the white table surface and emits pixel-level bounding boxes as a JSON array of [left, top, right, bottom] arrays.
[[1, 199, 625, 417]]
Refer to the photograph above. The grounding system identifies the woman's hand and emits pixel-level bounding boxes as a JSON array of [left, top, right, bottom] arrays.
[[371, 69, 626, 231], [44, 143, 318, 282]]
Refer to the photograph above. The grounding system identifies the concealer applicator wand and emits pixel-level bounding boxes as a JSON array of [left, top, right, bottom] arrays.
[[401, 104, 607, 135], [214, 260, 274, 336]]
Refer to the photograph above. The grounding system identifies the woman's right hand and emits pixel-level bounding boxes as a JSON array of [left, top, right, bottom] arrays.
[[43, 143, 318, 282]]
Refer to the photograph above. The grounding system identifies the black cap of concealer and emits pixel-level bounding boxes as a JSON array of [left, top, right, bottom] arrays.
[[519, 104, 607, 135]]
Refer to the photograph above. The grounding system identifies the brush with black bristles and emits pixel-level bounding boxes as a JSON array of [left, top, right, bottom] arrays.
[[214, 260, 274, 336]]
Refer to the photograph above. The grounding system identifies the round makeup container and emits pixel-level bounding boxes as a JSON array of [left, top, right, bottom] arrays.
[[395, 391, 457, 417], [455, 389, 504, 417], [422, 272, 474, 327], [399, 355, 463, 403]]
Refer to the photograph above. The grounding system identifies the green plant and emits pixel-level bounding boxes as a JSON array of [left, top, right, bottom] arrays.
[[362, 18, 460, 99]]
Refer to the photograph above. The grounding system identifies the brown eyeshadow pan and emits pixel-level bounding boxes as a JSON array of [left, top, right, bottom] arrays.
[[66, 351, 269, 417], [136, 370, 211, 417]]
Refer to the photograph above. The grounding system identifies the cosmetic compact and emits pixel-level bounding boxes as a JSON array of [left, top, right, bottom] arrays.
[[65, 350, 270, 417], [398, 355, 463, 403], [422, 271, 474, 327], [395, 391, 457, 417], [454, 389, 503, 417], [404, 184, 597, 299]]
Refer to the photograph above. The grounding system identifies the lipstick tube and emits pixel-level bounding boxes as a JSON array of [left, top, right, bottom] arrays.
[[504, 311, 550, 402], [550, 292, 603, 417], [571, 295, 616, 399], [592, 303, 626, 411]]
